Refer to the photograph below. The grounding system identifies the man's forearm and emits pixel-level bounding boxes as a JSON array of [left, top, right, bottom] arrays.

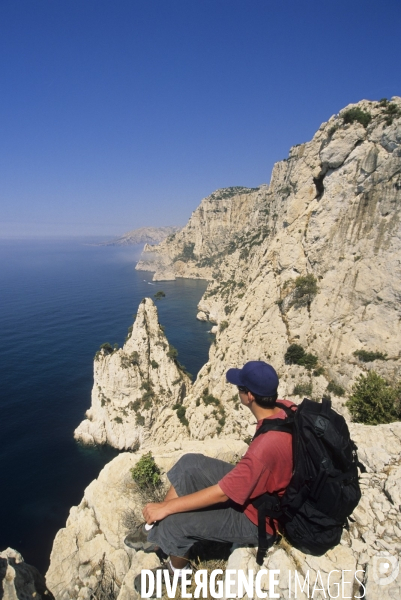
[[142, 484, 229, 523], [165, 484, 228, 516]]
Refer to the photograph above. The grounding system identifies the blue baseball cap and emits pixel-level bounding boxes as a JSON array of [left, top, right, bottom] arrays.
[[226, 361, 279, 396]]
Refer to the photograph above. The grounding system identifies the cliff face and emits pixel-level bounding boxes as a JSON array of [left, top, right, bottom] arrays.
[[136, 185, 269, 281], [135, 97, 401, 440], [74, 298, 191, 450]]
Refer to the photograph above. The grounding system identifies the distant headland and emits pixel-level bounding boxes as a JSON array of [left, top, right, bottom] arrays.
[[98, 225, 181, 246]]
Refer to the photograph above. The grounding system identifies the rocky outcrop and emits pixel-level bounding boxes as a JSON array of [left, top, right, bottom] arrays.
[[0, 548, 54, 599], [74, 298, 191, 450], [100, 226, 181, 246], [47, 425, 401, 599], [135, 97, 401, 440], [46, 440, 246, 600]]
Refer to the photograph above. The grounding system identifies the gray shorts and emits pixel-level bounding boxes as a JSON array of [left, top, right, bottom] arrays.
[[147, 453, 273, 558]]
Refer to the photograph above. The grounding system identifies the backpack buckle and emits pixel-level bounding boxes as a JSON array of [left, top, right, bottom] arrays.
[[314, 416, 328, 437]]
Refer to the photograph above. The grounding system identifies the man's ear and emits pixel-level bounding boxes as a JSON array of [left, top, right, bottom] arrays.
[[247, 391, 255, 403]]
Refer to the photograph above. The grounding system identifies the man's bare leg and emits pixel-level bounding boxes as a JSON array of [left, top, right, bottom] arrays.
[[170, 554, 189, 569]]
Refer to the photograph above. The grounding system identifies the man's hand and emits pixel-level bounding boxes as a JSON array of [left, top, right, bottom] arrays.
[[143, 501, 169, 524], [142, 484, 229, 524]]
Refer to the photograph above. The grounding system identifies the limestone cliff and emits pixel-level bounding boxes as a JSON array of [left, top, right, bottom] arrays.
[[136, 97, 401, 440], [46, 425, 401, 600], [136, 185, 268, 281], [74, 298, 191, 450]]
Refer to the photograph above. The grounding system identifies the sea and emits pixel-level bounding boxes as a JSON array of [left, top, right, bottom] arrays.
[[0, 237, 212, 574]]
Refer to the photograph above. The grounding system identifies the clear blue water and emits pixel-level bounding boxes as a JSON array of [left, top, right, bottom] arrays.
[[0, 238, 211, 573]]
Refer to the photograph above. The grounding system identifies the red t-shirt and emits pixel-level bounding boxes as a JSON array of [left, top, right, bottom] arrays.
[[219, 400, 295, 534]]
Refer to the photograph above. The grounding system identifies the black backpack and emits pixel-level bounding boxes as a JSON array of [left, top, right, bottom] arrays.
[[251, 398, 363, 565]]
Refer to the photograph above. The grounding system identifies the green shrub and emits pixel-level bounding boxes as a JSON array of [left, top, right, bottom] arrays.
[[125, 325, 133, 342], [313, 366, 325, 377], [167, 345, 178, 360], [154, 291, 166, 300], [100, 342, 114, 354], [135, 413, 145, 426], [353, 350, 387, 362], [130, 351, 140, 365], [130, 452, 161, 488], [342, 107, 372, 128], [284, 344, 318, 370], [141, 381, 153, 392], [294, 274, 318, 300], [95, 341, 117, 360], [300, 353, 318, 370], [383, 102, 401, 125], [219, 321, 229, 332], [203, 394, 221, 407], [129, 399, 141, 412], [293, 382, 313, 397], [142, 389, 154, 402], [285, 344, 305, 364], [114, 416, 123, 424], [327, 381, 345, 397], [151, 359, 159, 369], [173, 404, 189, 427], [346, 371, 401, 425]]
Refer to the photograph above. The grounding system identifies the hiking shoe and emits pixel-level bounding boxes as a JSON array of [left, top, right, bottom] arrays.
[[124, 523, 159, 553]]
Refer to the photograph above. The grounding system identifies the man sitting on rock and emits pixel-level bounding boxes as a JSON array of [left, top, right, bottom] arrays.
[[125, 360, 294, 592]]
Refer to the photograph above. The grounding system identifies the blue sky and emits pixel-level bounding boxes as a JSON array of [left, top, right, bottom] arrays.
[[1, 0, 400, 238]]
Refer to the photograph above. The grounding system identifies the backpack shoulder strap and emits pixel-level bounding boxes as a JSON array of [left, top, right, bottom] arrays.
[[252, 402, 295, 441], [252, 418, 293, 440]]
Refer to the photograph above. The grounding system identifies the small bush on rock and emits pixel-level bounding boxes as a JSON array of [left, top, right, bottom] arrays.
[[130, 452, 161, 488], [293, 382, 313, 397], [342, 107, 372, 128], [173, 404, 189, 427], [219, 321, 228, 332], [167, 344, 178, 360], [284, 344, 318, 370], [353, 349, 387, 362], [327, 381, 345, 397], [294, 274, 318, 301], [346, 371, 401, 425]]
